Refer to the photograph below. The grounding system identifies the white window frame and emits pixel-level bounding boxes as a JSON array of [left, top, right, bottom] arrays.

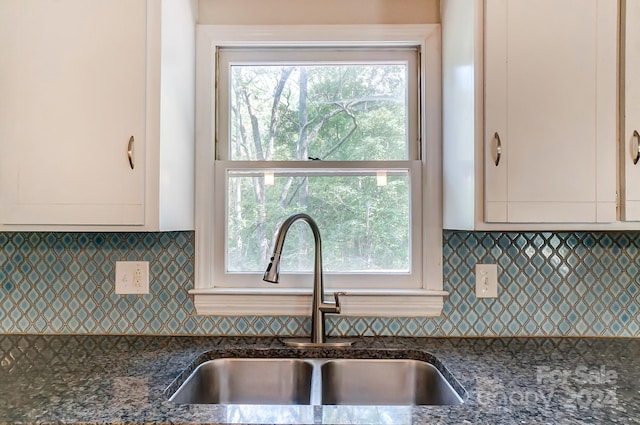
[[192, 24, 447, 317], [217, 46, 420, 289]]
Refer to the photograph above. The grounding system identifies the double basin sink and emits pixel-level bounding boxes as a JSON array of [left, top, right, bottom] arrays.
[[166, 350, 465, 406]]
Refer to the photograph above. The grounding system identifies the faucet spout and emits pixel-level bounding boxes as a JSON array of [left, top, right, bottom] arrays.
[[263, 213, 351, 346]]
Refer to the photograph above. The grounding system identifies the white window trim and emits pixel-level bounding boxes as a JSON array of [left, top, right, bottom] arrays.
[[192, 24, 446, 317]]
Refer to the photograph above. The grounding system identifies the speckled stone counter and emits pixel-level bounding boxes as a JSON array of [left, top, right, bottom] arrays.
[[0, 335, 638, 424]]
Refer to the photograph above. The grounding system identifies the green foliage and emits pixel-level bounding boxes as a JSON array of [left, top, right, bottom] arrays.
[[226, 63, 411, 273]]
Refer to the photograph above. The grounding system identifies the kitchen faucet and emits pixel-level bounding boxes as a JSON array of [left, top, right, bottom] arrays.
[[263, 213, 352, 347]]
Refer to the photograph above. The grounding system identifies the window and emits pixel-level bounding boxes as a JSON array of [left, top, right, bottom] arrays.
[[193, 25, 446, 316]]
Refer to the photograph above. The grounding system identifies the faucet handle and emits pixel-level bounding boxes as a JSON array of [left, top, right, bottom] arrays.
[[333, 292, 346, 314]]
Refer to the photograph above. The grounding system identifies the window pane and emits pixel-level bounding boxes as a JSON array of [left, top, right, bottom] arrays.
[[226, 170, 411, 273], [229, 64, 408, 161]]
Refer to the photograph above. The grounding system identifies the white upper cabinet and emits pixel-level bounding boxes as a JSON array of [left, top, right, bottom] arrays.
[[0, 0, 195, 231], [0, 0, 145, 226], [621, 0, 640, 221], [443, 0, 619, 230], [484, 0, 617, 224]]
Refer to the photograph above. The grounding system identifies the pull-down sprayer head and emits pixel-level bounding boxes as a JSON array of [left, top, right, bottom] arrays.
[[263, 253, 281, 283]]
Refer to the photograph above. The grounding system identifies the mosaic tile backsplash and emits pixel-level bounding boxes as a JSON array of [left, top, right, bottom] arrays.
[[0, 231, 638, 336]]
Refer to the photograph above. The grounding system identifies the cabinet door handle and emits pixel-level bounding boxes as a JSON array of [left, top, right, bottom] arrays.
[[127, 136, 135, 170], [634, 130, 640, 165], [494, 132, 502, 166]]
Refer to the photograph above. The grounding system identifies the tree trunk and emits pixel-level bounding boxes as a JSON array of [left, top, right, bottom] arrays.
[[297, 68, 310, 269]]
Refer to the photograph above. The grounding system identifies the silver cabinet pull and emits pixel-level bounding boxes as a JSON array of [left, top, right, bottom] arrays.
[[127, 136, 135, 170], [494, 132, 502, 166], [634, 130, 640, 165]]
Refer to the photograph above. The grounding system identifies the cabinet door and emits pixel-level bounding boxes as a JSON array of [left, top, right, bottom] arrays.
[[484, 0, 617, 223], [622, 0, 640, 220], [0, 0, 146, 225]]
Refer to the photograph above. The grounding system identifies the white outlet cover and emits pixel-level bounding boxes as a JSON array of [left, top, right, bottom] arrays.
[[475, 264, 498, 298], [115, 261, 149, 295]]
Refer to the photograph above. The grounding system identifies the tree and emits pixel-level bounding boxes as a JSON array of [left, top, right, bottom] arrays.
[[226, 63, 410, 273]]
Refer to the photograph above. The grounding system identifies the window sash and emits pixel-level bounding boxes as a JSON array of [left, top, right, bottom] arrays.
[[216, 47, 421, 161], [213, 160, 423, 289]]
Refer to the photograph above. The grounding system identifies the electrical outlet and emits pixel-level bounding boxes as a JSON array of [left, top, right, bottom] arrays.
[[475, 264, 498, 298], [115, 261, 149, 294]]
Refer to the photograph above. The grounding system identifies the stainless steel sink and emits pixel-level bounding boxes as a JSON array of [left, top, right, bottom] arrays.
[[168, 358, 313, 404], [168, 355, 465, 406], [321, 359, 463, 405]]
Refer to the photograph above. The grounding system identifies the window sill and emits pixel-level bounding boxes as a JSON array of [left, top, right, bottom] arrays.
[[189, 288, 448, 317]]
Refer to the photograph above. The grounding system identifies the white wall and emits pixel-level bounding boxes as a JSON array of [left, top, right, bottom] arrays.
[[198, 0, 440, 25]]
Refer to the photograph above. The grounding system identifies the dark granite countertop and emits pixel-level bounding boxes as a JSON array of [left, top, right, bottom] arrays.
[[0, 335, 638, 424]]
